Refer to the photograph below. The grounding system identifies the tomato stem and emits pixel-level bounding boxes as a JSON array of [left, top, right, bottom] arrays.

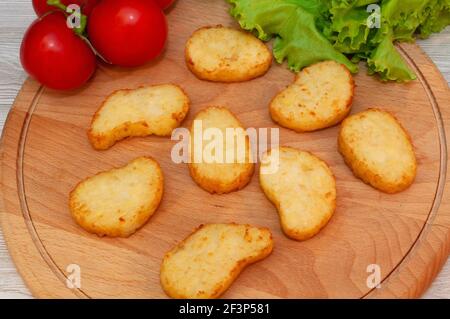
[[47, 0, 66, 11], [47, 0, 88, 36]]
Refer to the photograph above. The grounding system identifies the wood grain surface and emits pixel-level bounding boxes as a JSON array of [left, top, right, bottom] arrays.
[[1, 0, 450, 299]]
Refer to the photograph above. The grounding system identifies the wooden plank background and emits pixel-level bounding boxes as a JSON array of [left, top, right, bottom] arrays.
[[0, 0, 449, 299]]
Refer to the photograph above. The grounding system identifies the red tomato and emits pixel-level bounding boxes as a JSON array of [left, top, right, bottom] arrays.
[[88, 0, 167, 67], [20, 11, 96, 90], [154, 0, 175, 10], [32, 0, 100, 17]]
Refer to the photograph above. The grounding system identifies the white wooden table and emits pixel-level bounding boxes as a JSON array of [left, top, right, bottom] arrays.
[[0, 1, 449, 299]]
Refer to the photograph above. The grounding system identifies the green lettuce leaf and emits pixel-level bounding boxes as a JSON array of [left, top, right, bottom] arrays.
[[227, 0, 449, 82], [380, 0, 433, 42], [367, 32, 417, 82], [228, 0, 359, 73], [325, 0, 379, 53], [418, 0, 450, 38], [366, 0, 449, 81]]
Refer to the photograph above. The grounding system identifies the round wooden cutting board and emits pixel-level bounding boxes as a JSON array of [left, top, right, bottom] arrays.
[[1, 0, 450, 299]]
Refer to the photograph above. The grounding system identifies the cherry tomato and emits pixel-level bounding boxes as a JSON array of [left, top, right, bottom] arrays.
[[154, 0, 175, 10], [20, 11, 96, 90], [88, 0, 167, 67], [32, 0, 100, 17]]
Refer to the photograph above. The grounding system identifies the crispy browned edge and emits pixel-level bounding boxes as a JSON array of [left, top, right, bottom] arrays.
[[68, 156, 164, 238], [259, 146, 337, 241], [269, 61, 355, 133], [87, 84, 190, 150], [338, 108, 418, 194], [160, 223, 274, 299], [185, 25, 273, 83], [187, 106, 255, 194]]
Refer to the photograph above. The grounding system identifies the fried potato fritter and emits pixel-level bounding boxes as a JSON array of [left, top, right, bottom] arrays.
[[69, 157, 164, 237], [160, 223, 273, 299], [338, 108, 417, 193], [188, 106, 254, 194], [260, 147, 336, 241], [185, 26, 272, 82], [270, 60, 354, 132], [88, 84, 190, 150]]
